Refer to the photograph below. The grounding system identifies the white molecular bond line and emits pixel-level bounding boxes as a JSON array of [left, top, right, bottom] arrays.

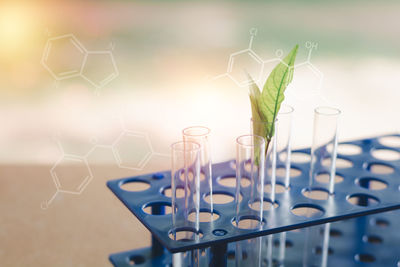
[[210, 28, 323, 96], [58, 70, 79, 76], [152, 152, 171, 157], [41, 117, 170, 209], [247, 28, 257, 49], [41, 33, 118, 92], [99, 73, 117, 88], [211, 28, 286, 88], [69, 36, 86, 54], [43, 43, 52, 62]]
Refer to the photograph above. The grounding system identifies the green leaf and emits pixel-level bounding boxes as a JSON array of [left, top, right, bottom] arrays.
[[248, 75, 265, 137], [258, 44, 299, 141], [248, 75, 265, 165]]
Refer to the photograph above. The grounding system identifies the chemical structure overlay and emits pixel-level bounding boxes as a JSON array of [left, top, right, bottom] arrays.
[[41, 117, 169, 210], [211, 28, 324, 102], [286, 41, 324, 101], [41, 33, 119, 92]]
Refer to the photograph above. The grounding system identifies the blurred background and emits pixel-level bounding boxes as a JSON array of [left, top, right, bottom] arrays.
[[2, 0, 400, 165], [1, 0, 400, 265]]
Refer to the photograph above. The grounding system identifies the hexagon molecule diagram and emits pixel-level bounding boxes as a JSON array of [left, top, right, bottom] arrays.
[[112, 131, 153, 170], [227, 50, 264, 87], [50, 155, 93, 195], [41, 33, 119, 91], [41, 34, 87, 80], [211, 28, 285, 88]]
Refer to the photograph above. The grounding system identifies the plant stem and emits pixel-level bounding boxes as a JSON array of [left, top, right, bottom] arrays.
[[265, 139, 271, 160]]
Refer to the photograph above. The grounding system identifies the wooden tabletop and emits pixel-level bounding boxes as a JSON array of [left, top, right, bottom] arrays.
[[1, 161, 171, 266]]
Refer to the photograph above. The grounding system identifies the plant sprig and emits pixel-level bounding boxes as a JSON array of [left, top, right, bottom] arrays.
[[249, 45, 299, 155]]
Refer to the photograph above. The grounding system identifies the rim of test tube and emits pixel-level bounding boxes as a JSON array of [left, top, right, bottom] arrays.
[[182, 126, 211, 137], [314, 106, 341, 116]]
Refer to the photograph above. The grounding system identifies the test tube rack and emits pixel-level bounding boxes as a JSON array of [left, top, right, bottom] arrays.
[[107, 134, 400, 266]]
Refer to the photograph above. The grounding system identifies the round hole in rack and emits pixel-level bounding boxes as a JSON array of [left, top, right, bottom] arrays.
[[355, 177, 388, 190], [273, 239, 293, 248], [370, 217, 390, 228], [128, 255, 145, 265], [313, 246, 334, 255], [244, 161, 257, 173], [227, 250, 247, 260], [291, 152, 311, 163], [168, 227, 203, 242], [268, 167, 302, 178], [188, 210, 219, 222], [232, 215, 265, 229], [212, 229, 227, 236], [205, 192, 236, 204], [179, 171, 205, 182], [162, 186, 188, 198], [302, 188, 330, 200], [142, 202, 172, 215], [264, 182, 287, 194], [120, 180, 151, 192], [372, 148, 400, 161], [291, 204, 324, 218], [249, 198, 279, 211], [366, 163, 394, 174], [278, 151, 289, 162], [320, 228, 342, 237], [355, 253, 376, 263], [322, 157, 353, 168], [289, 167, 302, 178], [337, 144, 362, 155], [378, 135, 400, 148], [230, 160, 236, 170], [347, 193, 379, 207], [180, 171, 193, 182], [262, 259, 279, 266], [315, 172, 344, 184], [217, 176, 250, 188], [363, 234, 383, 244]]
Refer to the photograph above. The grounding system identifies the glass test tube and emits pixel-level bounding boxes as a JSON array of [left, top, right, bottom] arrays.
[[257, 106, 294, 266], [235, 135, 265, 267], [303, 223, 331, 267], [182, 126, 213, 266], [309, 106, 341, 194], [276, 105, 294, 189], [182, 126, 213, 215], [303, 106, 341, 267], [273, 105, 294, 266], [171, 141, 201, 267], [250, 119, 277, 202]]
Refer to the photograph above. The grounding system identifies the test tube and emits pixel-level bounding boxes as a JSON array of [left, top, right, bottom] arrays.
[[235, 135, 265, 267], [253, 107, 293, 266], [182, 126, 213, 216], [171, 141, 201, 267], [303, 223, 331, 267], [303, 106, 341, 267], [250, 119, 277, 202], [182, 126, 213, 266], [272, 105, 294, 266], [276, 105, 294, 189], [309, 106, 341, 194]]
